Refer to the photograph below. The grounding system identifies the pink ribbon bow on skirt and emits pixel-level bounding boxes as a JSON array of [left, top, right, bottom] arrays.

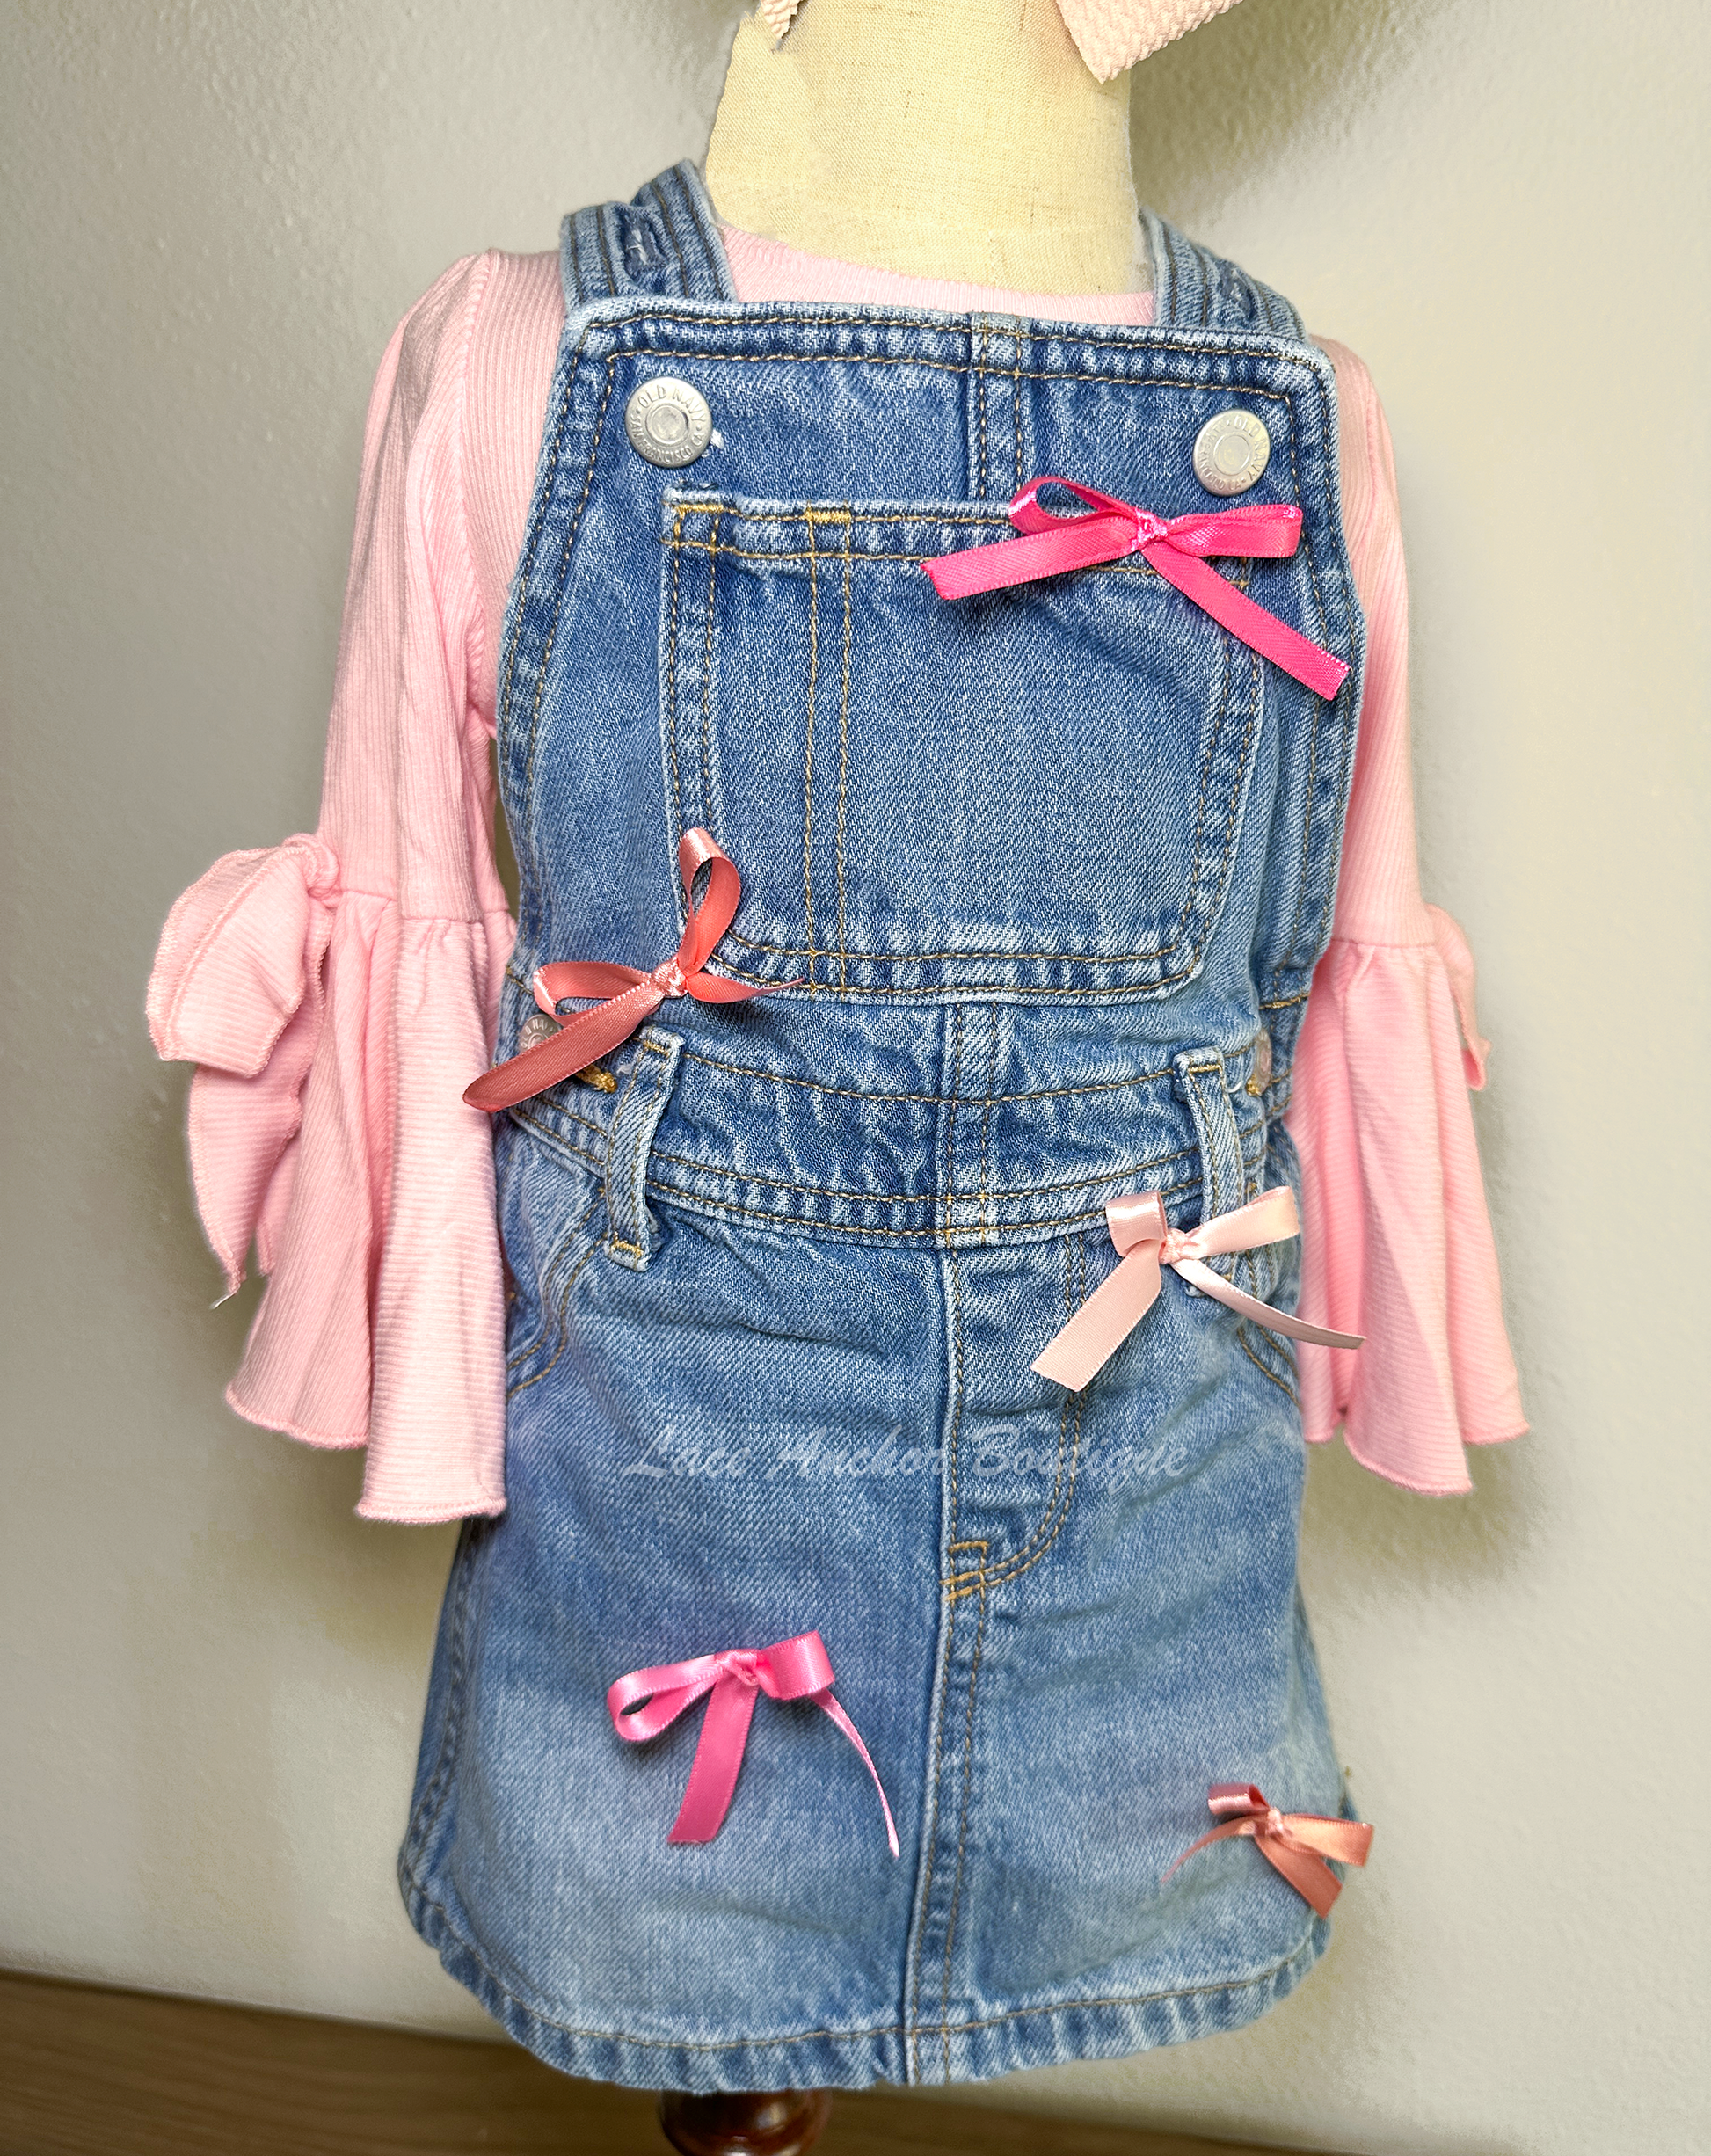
[[924, 476, 1351, 701], [1163, 1783, 1374, 1918], [607, 1630, 899, 1857], [1031, 1185, 1362, 1392], [466, 828, 783, 1114]]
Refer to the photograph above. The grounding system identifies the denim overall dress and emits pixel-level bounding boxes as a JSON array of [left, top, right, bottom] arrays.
[[399, 164, 1365, 2092]]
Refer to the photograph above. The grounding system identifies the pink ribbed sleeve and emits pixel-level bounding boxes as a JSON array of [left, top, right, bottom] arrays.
[[148, 252, 557, 1522], [1288, 341, 1526, 1491]]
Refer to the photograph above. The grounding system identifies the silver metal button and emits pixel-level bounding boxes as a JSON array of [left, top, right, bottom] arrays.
[[625, 377, 713, 469], [1193, 409, 1271, 497], [517, 1012, 558, 1053]]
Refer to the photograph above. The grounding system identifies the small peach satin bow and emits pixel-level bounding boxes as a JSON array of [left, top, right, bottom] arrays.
[[1030, 1185, 1362, 1391], [1163, 1783, 1373, 1917]]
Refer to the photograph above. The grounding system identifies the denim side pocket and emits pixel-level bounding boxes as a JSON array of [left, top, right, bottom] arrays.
[[1234, 1118, 1305, 1396], [497, 1117, 606, 1399]]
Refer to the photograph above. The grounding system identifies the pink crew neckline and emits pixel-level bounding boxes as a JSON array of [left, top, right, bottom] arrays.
[[719, 223, 1156, 326]]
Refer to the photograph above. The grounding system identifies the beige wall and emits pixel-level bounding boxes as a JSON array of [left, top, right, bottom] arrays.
[[1, 4, 1704, 2152]]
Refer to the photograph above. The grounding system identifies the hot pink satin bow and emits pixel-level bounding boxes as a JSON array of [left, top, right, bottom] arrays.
[[1030, 1184, 1362, 1391], [607, 1630, 900, 1857], [923, 476, 1351, 700], [465, 829, 782, 1114], [1162, 1783, 1374, 1919]]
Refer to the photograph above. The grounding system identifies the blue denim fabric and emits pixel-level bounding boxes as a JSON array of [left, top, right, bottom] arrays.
[[399, 164, 1366, 2092]]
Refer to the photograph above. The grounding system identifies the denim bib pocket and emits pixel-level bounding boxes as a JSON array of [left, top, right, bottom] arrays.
[[658, 493, 1268, 1002]]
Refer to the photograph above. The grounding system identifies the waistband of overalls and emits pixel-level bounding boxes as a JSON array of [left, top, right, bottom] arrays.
[[504, 996, 1274, 1252]]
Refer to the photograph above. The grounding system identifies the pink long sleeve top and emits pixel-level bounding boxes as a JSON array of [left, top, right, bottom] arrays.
[[146, 230, 1525, 1521]]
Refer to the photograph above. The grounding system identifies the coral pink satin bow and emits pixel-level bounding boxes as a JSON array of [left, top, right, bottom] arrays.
[[1162, 1783, 1373, 1918], [923, 477, 1351, 700], [608, 1631, 899, 1856], [466, 829, 782, 1114], [1030, 1185, 1362, 1391]]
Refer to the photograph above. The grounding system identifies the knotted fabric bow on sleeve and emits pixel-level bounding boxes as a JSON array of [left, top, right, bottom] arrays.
[[1031, 1185, 1363, 1392], [466, 829, 783, 1114], [924, 477, 1351, 701], [146, 834, 342, 1296], [1162, 1783, 1374, 1918], [147, 834, 340, 1076], [608, 1630, 899, 1857]]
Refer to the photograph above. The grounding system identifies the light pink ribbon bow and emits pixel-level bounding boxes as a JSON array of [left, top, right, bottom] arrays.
[[1030, 1185, 1362, 1392], [466, 829, 785, 1114], [1162, 1783, 1374, 1919], [923, 476, 1351, 701], [607, 1630, 900, 1857]]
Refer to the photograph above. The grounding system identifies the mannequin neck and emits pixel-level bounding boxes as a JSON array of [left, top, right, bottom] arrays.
[[703, 0, 1143, 294]]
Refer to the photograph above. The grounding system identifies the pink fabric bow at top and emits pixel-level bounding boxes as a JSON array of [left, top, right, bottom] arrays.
[[1031, 1185, 1363, 1392], [466, 829, 782, 1114], [924, 477, 1351, 701], [608, 1630, 899, 1857], [757, 0, 1246, 82], [1163, 1783, 1374, 1919]]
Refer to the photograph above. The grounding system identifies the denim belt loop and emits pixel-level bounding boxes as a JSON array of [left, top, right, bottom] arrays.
[[601, 1025, 684, 1271], [1173, 1047, 1248, 1232], [965, 313, 1027, 500]]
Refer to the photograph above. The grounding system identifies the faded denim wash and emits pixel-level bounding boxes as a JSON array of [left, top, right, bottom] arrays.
[[399, 163, 1366, 2091]]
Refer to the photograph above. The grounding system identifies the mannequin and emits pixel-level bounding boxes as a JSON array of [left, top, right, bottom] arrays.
[[147, 3, 1524, 2148], [677, 17, 1144, 2148], [704, 0, 1146, 294]]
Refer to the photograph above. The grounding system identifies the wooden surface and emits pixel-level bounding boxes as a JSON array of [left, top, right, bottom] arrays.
[[0, 1970, 1324, 2156]]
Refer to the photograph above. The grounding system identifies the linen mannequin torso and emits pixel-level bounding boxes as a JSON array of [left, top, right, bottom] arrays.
[[705, 0, 1146, 293]]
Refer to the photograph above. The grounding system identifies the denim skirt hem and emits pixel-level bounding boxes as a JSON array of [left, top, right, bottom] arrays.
[[399, 1857, 1329, 2093]]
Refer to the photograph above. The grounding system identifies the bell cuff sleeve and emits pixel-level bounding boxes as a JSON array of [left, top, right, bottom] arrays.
[[219, 902, 514, 1523], [1291, 929, 1526, 1493], [1290, 343, 1526, 1493]]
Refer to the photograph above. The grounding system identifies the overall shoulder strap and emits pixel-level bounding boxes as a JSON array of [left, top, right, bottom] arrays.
[[1141, 208, 1303, 339], [561, 162, 736, 310]]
